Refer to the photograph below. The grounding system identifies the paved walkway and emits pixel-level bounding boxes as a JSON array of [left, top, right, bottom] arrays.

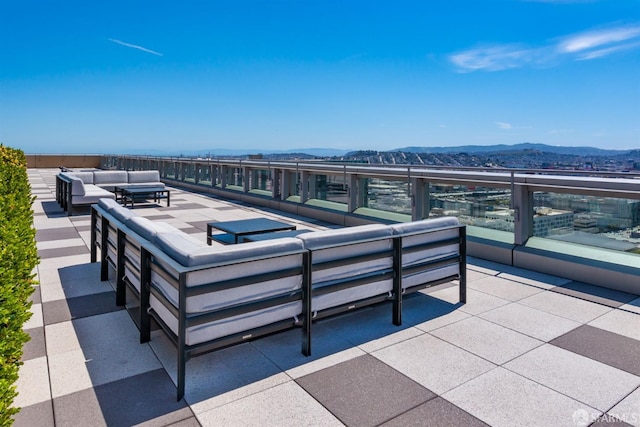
[[14, 168, 640, 426]]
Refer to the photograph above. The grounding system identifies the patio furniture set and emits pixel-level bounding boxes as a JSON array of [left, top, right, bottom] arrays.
[[55, 169, 168, 214], [90, 197, 467, 400]]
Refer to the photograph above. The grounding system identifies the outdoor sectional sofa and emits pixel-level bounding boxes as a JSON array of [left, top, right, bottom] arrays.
[[56, 170, 164, 215], [90, 199, 466, 400]]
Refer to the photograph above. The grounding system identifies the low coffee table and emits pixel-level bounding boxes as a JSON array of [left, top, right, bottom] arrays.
[[120, 186, 170, 208], [207, 218, 296, 245]]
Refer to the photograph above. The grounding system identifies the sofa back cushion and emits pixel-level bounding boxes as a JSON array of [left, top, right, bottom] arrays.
[[389, 216, 460, 235], [390, 217, 461, 265], [155, 231, 210, 266], [128, 170, 160, 184], [297, 224, 391, 250], [109, 203, 137, 223], [69, 172, 94, 184], [93, 171, 128, 185], [126, 217, 181, 242], [98, 198, 121, 211], [185, 237, 304, 267], [152, 235, 305, 315], [297, 224, 393, 283], [69, 176, 86, 196]]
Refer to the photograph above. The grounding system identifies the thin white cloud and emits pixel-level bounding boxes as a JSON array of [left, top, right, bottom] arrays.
[[558, 26, 640, 53], [450, 23, 640, 72], [450, 44, 538, 72], [496, 122, 513, 130], [108, 38, 163, 56], [577, 40, 640, 60]]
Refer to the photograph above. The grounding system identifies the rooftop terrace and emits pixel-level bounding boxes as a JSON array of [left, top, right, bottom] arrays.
[[14, 168, 640, 426]]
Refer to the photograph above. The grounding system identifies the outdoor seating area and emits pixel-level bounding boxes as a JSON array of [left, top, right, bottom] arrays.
[[55, 169, 165, 215], [90, 196, 466, 400], [17, 168, 640, 426]]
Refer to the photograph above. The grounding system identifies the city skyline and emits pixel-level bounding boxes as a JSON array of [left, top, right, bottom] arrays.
[[1, 1, 639, 154]]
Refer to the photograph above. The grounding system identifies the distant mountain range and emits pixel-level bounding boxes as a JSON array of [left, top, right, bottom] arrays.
[[120, 147, 350, 157], [392, 143, 633, 157], [119, 143, 636, 158]]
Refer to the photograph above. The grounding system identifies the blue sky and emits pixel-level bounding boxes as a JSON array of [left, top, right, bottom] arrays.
[[1, 0, 639, 154]]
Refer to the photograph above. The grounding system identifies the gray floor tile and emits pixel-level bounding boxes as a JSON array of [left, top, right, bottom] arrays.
[[29, 285, 41, 304], [399, 292, 466, 326], [373, 333, 495, 395], [187, 220, 211, 230], [148, 333, 287, 410], [551, 325, 640, 376], [12, 400, 54, 427], [45, 310, 140, 356], [518, 290, 613, 324], [196, 381, 342, 426], [15, 357, 51, 408], [479, 302, 581, 342], [250, 323, 356, 372], [607, 386, 640, 427], [504, 344, 640, 411], [173, 202, 209, 209], [161, 417, 202, 427], [297, 354, 436, 427], [43, 291, 122, 324], [428, 287, 510, 315], [22, 327, 46, 361], [443, 367, 599, 427], [552, 281, 639, 308], [56, 262, 102, 283], [53, 369, 191, 426], [48, 335, 162, 399], [380, 397, 490, 427], [35, 227, 79, 242], [38, 245, 88, 259], [181, 226, 204, 235], [591, 415, 635, 426], [429, 316, 543, 365], [316, 302, 414, 347], [144, 214, 176, 220], [467, 275, 544, 301], [588, 309, 640, 341], [497, 271, 571, 289], [74, 224, 92, 232]]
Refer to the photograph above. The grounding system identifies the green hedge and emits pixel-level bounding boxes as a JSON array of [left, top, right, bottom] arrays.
[[0, 145, 38, 425]]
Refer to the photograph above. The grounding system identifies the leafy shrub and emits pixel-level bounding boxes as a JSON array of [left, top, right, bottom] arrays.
[[0, 145, 38, 424]]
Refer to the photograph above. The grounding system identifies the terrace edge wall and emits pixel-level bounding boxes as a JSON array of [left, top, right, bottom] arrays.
[[27, 154, 102, 169]]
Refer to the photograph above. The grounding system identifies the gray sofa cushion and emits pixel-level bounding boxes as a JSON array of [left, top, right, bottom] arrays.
[[390, 217, 461, 266], [68, 176, 86, 196], [126, 217, 181, 242], [109, 203, 137, 223], [155, 231, 210, 266], [98, 198, 121, 211], [155, 232, 303, 267], [128, 170, 161, 184], [389, 216, 460, 235], [297, 225, 394, 305], [69, 171, 94, 184], [150, 294, 301, 346], [93, 170, 129, 185], [297, 224, 392, 250], [184, 238, 304, 267], [73, 185, 115, 204]]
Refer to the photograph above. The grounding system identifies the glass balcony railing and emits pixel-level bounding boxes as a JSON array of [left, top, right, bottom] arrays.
[[101, 155, 640, 271]]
